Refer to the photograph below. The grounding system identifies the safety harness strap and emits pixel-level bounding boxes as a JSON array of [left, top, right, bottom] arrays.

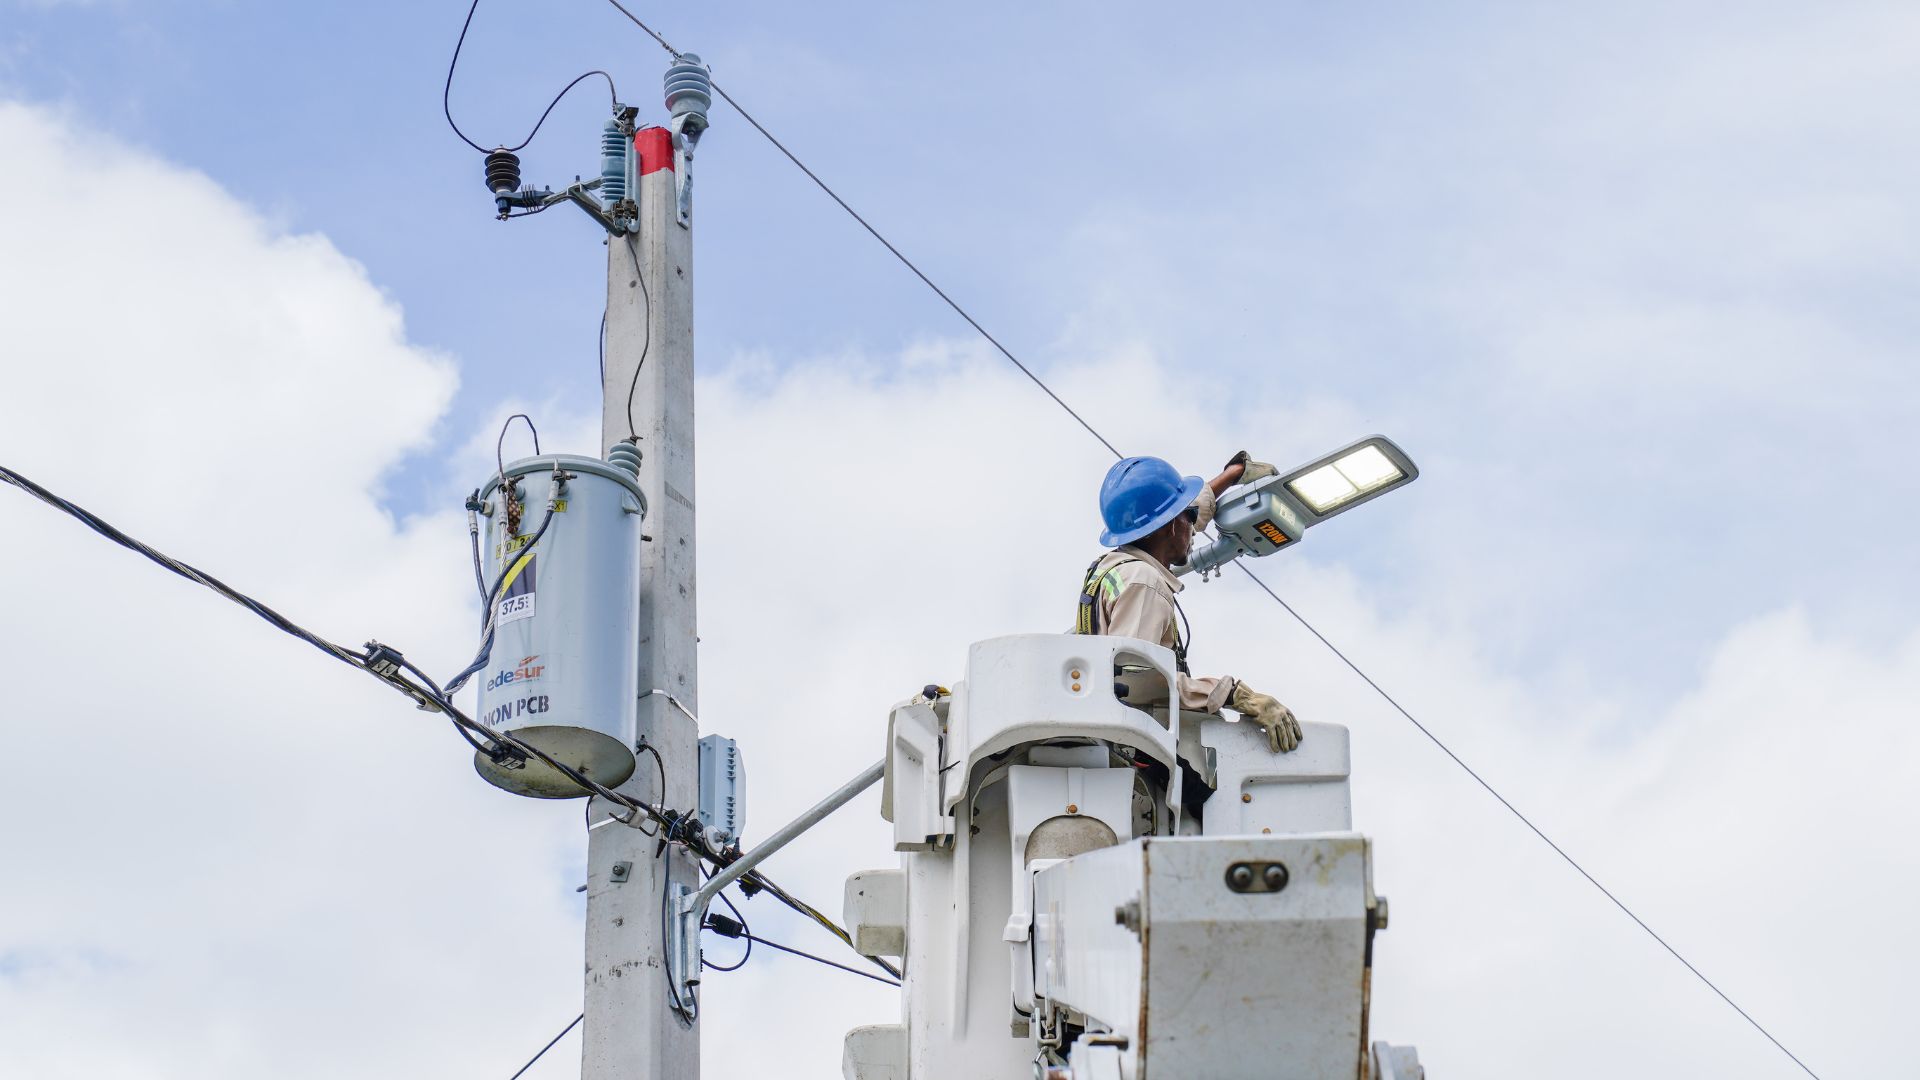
[[1074, 556, 1112, 635], [1074, 553, 1190, 674]]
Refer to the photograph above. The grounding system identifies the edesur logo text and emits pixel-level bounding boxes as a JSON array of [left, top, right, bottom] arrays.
[[486, 655, 546, 691]]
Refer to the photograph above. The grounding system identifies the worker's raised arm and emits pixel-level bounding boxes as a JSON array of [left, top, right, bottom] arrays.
[[1195, 451, 1278, 530]]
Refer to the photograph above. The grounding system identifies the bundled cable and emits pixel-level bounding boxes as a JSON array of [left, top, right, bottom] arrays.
[[2, 461, 891, 985], [0, 464, 363, 668]]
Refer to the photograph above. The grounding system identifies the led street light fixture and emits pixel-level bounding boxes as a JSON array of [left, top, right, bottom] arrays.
[[1180, 435, 1418, 577], [1286, 443, 1408, 515]]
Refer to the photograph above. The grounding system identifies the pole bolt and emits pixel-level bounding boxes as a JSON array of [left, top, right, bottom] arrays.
[[1226, 860, 1289, 893]]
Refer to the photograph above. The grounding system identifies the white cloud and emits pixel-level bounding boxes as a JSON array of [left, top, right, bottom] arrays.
[[1023, 1, 1920, 716], [0, 100, 582, 1079], [3, 89, 1914, 1080], [687, 352, 1919, 1079]]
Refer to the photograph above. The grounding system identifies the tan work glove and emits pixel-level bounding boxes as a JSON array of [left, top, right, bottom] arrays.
[[1230, 681, 1302, 753], [1192, 486, 1218, 531], [1226, 450, 1278, 486]]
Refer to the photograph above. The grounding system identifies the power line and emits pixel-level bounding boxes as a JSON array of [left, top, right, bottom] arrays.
[[745, 933, 900, 987], [507, 1012, 582, 1080], [736, 930, 900, 988], [1225, 562, 1823, 1076], [0, 464, 526, 764], [444, 0, 618, 155], [0, 465, 362, 666], [0, 462, 891, 986], [602, 1, 1117, 458], [700, 890, 898, 986], [0, 465, 387, 677], [597, 14, 1820, 1077]]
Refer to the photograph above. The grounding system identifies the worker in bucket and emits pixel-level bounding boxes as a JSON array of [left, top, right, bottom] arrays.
[[1074, 452, 1304, 753]]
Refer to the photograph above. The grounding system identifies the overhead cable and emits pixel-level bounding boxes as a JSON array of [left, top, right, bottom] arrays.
[[444, 0, 619, 155], [602, 1, 1116, 458], [744, 934, 901, 987], [507, 1012, 582, 1080], [701, 906, 901, 988], [0, 465, 363, 667], [0, 463, 888, 984], [593, 13, 1821, 1077]]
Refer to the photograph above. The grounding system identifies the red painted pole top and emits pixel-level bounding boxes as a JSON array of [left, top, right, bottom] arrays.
[[634, 127, 674, 175]]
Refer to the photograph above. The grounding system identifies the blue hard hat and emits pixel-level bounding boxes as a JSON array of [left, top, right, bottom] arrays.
[[1098, 456, 1205, 547]]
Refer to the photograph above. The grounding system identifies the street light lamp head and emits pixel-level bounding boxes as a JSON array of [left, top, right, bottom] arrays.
[[1285, 443, 1410, 516], [1178, 435, 1419, 577]]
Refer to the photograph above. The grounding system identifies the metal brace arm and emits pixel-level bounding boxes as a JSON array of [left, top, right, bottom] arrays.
[[666, 757, 885, 1017], [552, 177, 627, 235]]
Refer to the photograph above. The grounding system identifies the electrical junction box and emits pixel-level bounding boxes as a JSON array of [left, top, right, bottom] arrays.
[[698, 735, 745, 846]]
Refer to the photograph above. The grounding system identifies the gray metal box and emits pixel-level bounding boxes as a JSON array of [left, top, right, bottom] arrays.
[[698, 735, 745, 845]]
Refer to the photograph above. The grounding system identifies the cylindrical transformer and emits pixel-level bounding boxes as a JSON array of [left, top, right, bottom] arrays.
[[473, 452, 647, 798]]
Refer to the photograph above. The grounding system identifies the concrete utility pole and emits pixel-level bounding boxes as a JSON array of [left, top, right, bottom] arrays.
[[582, 117, 702, 1078]]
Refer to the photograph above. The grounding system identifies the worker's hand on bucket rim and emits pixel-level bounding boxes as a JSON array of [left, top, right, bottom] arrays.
[[1230, 681, 1302, 753]]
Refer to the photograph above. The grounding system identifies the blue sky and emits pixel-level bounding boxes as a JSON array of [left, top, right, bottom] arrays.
[[3, 3, 1918, 1077], [14, 0, 1912, 703]]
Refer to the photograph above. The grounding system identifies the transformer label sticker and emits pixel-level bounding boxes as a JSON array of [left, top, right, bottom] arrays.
[[496, 552, 537, 625], [496, 532, 534, 561]]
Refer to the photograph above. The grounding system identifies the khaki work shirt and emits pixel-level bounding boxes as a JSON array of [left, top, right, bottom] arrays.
[[1084, 546, 1236, 713]]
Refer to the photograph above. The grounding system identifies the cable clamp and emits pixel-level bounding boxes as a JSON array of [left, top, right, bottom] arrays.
[[362, 641, 405, 679]]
